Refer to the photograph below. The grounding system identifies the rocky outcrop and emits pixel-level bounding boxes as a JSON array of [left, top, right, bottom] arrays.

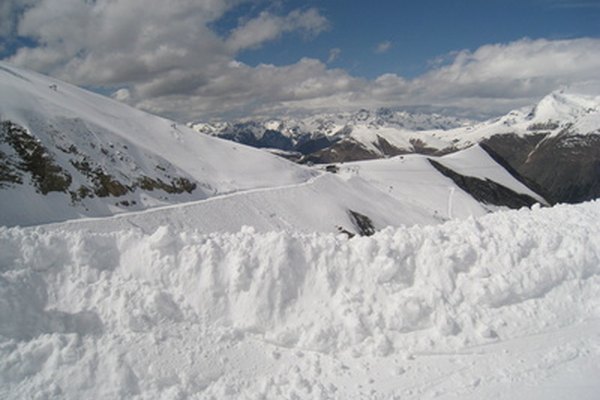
[[1, 121, 72, 194], [481, 132, 600, 204], [0, 120, 198, 204], [428, 159, 540, 209]]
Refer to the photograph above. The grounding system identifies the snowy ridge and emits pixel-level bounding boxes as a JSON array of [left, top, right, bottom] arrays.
[[191, 90, 600, 166], [29, 146, 546, 236], [0, 62, 316, 226], [438, 90, 600, 147], [337, 145, 546, 213], [1, 201, 599, 398], [0, 62, 540, 229], [192, 108, 471, 139], [36, 172, 439, 234], [190, 108, 471, 158]]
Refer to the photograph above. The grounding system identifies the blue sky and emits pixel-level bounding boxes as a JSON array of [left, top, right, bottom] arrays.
[[1, 0, 600, 120], [233, 0, 600, 78]]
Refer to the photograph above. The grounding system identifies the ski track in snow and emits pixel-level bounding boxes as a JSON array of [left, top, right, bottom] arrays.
[[42, 172, 326, 229], [1, 201, 599, 399]]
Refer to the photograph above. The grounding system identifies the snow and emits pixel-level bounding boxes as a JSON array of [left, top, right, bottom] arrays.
[[0, 62, 316, 226], [37, 173, 436, 235], [435, 145, 546, 203], [435, 90, 600, 147], [334, 145, 546, 223], [1, 61, 548, 230], [1, 62, 598, 399], [1, 200, 599, 399], [338, 155, 490, 221]]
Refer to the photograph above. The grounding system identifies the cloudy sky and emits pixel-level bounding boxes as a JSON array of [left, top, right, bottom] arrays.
[[1, 0, 600, 121]]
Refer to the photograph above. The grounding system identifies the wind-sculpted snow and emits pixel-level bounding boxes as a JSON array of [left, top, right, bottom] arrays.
[[1, 202, 600, 398]]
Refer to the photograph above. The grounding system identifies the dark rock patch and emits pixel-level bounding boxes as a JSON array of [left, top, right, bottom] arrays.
[[348, 210, 376, 236], [481, 131, 600, 204], [1, 121, 72, 194], [428, 159, 539, 209]]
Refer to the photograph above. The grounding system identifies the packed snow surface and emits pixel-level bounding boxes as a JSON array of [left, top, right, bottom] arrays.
[[1, 201, 599, 399]]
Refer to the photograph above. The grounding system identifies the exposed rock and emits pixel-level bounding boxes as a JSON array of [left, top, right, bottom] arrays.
[[428, 159, 539, 209], [136, 176, 196, 194], [302, 139, 378, 164], [1, 119, 199, 202], [348, 210, 376, 236], [481, 132, 600, 204], [1, 121, 72, 194]]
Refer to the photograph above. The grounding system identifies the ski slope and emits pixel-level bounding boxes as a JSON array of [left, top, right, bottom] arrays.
[[33, 143, 548, 236], [0, 62, 548, 230], [39, 173, 436, 234], [336, 144, 546, 221], [0, 62, 316, 226], [1, 200, 599, 399]]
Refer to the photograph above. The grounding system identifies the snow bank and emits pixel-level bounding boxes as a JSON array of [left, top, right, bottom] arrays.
[[1, 202, 600, 398]]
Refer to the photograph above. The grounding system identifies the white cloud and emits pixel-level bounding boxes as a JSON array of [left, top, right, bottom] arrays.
[[0, 0, 37, 37], [413, 37, 600, 113], [374, 40, 392, 54], [226, 8, 329, 51], [327, 48, 341, 63], [2, 1, 600, 121]]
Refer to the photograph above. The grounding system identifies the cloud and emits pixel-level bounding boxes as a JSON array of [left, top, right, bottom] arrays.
[[418, 38, 600, 106], [374, 40, 392, 54], [0, 0, 37, 37], [8, 0, 236, 86], [327, 48, 341, 63], [226, 8, 329, 51], [135, 58, 366, 119], [2, 2, 600, 121]]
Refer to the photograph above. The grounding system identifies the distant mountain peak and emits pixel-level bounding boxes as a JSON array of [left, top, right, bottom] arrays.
[[529, 90, 600, 122]]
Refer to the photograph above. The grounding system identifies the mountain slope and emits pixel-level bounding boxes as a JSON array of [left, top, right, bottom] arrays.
[[193, 90, 600, 204], [0, 62, 317, 226], [441, 91, 600, 204], [0, 63, 548, 230], [333, 145, 546, 221], [191, 109, 470, 162]]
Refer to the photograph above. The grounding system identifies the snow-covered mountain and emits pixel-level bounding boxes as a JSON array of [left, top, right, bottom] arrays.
[[434, 90, 600, 146], [440, 91, 600, 204], [1, 64, 598, 400], [193, 90, 600, 204], [190, 109, 472, 161], [0, 62, 545, 229], [0, 62, 319, 226]]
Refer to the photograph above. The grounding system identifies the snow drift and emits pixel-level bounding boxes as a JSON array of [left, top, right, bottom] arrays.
[[1, 201, 599, 399]]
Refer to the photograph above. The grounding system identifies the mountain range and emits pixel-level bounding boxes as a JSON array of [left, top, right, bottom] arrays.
[[0, 62, 546, 230], [192, 91, 600, 204], [1, 64, 599, 400]]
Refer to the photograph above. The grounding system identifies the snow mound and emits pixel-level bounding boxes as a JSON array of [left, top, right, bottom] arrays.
[[1, 201, 599, 398]]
